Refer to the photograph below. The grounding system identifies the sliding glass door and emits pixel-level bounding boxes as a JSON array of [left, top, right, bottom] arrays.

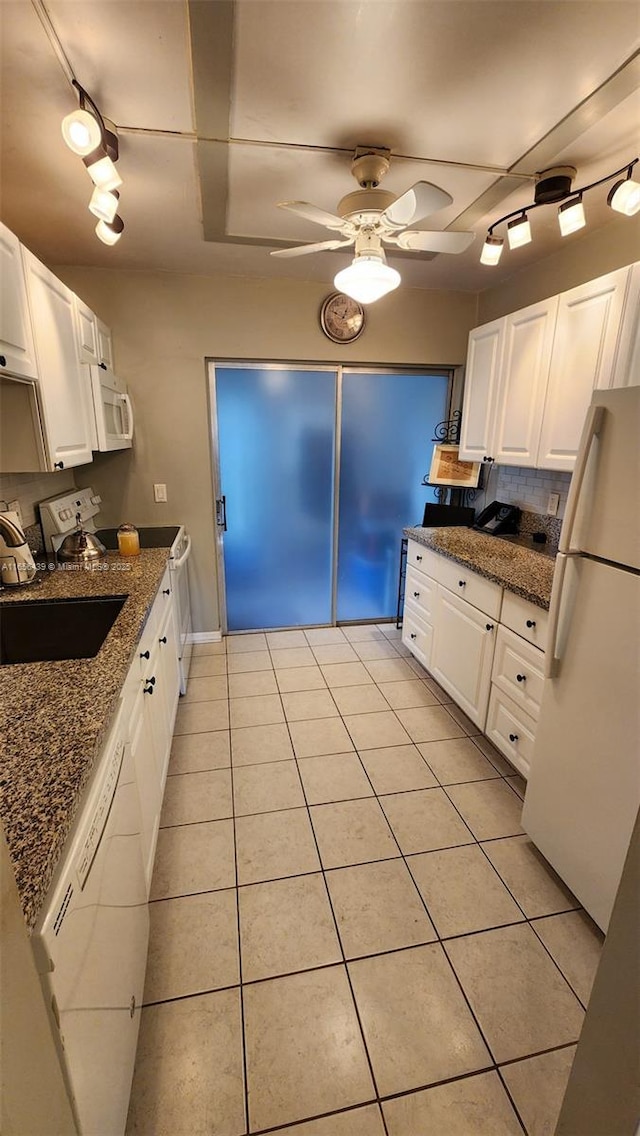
[[211, 363, 449, 631]]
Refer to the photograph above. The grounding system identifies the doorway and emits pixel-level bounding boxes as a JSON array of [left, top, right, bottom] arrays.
[[209, 363, 450, 631]]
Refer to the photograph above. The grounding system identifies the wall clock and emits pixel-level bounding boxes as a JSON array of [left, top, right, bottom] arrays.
[[319, 292, 365, 343]]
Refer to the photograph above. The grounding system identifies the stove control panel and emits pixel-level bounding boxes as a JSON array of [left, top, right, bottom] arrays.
[[38, 487, 102, 553]]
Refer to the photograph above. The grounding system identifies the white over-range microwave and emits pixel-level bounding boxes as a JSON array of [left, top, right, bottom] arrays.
[[89, 365, 134, 451]]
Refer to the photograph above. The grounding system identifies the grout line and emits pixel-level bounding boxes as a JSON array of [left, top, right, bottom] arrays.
[[227, 720, 250, 1135]]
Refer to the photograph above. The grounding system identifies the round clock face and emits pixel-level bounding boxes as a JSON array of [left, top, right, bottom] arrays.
[[320, 292, 365, 343]]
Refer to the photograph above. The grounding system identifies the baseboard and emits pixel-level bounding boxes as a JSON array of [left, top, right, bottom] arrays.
[[189, 630, 223, 643]]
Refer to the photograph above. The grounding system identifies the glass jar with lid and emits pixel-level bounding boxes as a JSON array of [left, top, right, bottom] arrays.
[[117, 524, 140, 556]]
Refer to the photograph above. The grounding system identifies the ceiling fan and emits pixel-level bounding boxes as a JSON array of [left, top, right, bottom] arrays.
[[271, 147, 475, 302]]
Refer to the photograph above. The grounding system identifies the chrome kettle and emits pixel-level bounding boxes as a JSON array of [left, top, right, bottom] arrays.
[[0, 510, 37, 586], [57, 513, 107, 564]]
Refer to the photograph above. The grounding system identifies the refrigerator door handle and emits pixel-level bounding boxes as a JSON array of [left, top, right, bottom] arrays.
[[559, 404, 605, 554], [545, 552, 570, 679]]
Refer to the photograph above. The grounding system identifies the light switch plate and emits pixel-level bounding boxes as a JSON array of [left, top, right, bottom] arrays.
[[547, 492, 560, 516], [153, 483, 167, 503]]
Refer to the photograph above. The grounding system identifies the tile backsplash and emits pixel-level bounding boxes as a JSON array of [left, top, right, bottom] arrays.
[[484, 464, 572, 520], [0, 470, 77, 529]]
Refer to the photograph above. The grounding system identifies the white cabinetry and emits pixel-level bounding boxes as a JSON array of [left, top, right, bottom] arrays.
[[458, 319, 503, 463], [73, 295, 114, 370], [611, 261, 640, 387], [0, 222, 38, 380], [431, 586, 497, 727], [22, 248, 94, 469]]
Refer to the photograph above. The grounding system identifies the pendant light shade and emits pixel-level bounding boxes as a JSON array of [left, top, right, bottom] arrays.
[[607, 176, 640, 217], [558, 195, 586, 236], [95, 215, 124, 246], [480, 236, 504, 266], [507, 214, 531, 249], [61, 108, 102, 156], [89, 187, 120, 224], [334, 253, 401, 304], [84, 152, 123, 192]]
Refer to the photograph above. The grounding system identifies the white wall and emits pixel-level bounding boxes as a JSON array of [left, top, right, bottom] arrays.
[[55, 267, 478, 633]]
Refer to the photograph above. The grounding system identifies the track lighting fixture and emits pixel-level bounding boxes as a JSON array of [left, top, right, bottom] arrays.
[[481, 158, 639, 265], [62, 79, 124, 245]]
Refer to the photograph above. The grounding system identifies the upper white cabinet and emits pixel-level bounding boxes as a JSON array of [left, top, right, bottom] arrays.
[[0, 222, 38, 380], [97, 319, 114, 370], [458, 319, 504, 463], [73, 296, 114, 371], [537, 266, 631, 471], [611, 262, 640, 388], [22, 248, 94, 469]]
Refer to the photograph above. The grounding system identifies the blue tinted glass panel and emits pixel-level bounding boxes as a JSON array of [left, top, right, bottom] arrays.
[[337, 371, 448, 621], [216, 367, 335, 630]]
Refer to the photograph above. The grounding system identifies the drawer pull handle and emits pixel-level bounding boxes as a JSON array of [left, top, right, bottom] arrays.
[[144, 684, 154, 695], [163, 588, 171, 596], [159, 636, 167, 644], [140, 650, 150, 659], [516, 673, 526, 682], [458, 579, 466, 587], [486, 623, 494, 632], [147, 675, 156, 685], [413, 591, 420, 598], [509, 732, 519, 743], [416, 555, 422, 561], [410, 633, 417, 640], [526, 619, 536, 628]]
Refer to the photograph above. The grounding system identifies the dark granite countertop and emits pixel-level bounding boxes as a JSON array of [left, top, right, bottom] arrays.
[[0, 549, 170, 931], [404, 526, 555, 610]]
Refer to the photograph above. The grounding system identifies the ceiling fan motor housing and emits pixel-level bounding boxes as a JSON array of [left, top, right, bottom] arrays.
[[534, 165, 577, 204], [337, 187, 397, 221]]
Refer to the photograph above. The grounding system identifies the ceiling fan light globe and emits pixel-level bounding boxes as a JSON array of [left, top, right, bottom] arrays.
[[607, 177, 640, 216], [61, 109, 102, 156], [334, 256, 401, 304]]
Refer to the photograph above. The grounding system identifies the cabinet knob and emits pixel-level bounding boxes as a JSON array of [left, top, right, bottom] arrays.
[[163, 588, 171, 596], [486, 623, 494, 631], [140, 649, 150, 660], [54, 461, 64, 470], [410, 633, 417, 639], [413, 591, 420, 598], [458, 579, 466, 587], [509, 733, 519, 743], [416, 555, 422, 562], [144, 684, 154, 695], [516, 673, 526, 682], [526, 619, 536, 628], [159, 635, 167, 644], [99, 361, 108, 370], [0, 356, 6, 367]]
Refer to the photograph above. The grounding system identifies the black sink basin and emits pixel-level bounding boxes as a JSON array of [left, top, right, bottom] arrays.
[[0, 595, 128, 665]]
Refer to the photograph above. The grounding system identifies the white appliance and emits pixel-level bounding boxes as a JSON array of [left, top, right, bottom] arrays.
[[38, 487, 193, 693], [523, 386, 640, 932], [31, 703, 149, 1135], [89, 365, 133, 451]]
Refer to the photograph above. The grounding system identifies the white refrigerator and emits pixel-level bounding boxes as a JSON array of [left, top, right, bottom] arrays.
[[522, 385, 640, 933]]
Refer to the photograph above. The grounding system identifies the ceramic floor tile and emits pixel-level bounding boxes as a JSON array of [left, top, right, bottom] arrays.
[[359, 745, 438, 795], [160, 769, 232, 827], [500, 1046, 577, 1136], [174, 698, 229, 735], [289, 716, 355, 758], [363, 658, 416, 683], [189, 654, 228, 677], [380, 788, 474, 855], [227, 669, 278, 698], [395, 704, 466, 743], [303, 626, 349, 646], [266, 629, 309, 648], [181, 674, 228, 703], [150, 819, 235, 900], [230, 722, 294, 765], [126, 989, 245, 1136], [226, 650, 273, 674], [229, 693, 285, 728], [532, 910, 604, 1006], [326, 859, 436, 958], [243, 965, 374, 1131], [341, 625, 385, 642], [377, 623, 402, 638], [348, 944, 491, 1096], [505, 773, 527, 799], [422, 675, 454, 702], [281, 688, 339, 721], [310, 797, 399, 869], [276, 666, 328, 693], [481, 836, 581, 918], [472, 734, 518, 775], [168, 730, 230, 774], [343, 710, 412, 750], [271, 646, 317, 669], [226, 632, 268, 652], [445, 702, 482, 735], [320, 661, 374, 687], [382, 1070, 522, 1136], [377, 679, 439, 709], [275, 1104, 385, 1136], [238, 873, 341, 981], [409, 844, 524, 938], [417, 737, 502, 785], [446, 778, 524, 840], [143, 889, 239, 1003], [353, 640, 401, 661], [192, 640, 226, 657], [445, 923, 585, 1063], [235, 807, 320, 885], [232, 760, 305, 816], [311, 643, 359, 664], [298, 752, 374, 804], [330, 684, 391, 715]]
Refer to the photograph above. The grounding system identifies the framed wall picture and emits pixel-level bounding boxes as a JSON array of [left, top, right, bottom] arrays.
[[428, 444, 481, 488]]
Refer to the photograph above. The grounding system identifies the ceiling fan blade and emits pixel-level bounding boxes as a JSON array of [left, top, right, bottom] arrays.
[[381, 181, 453, 227], [398, 230, 476, 254], [271, 238, 354, 259], [277, 201, 347, 231]]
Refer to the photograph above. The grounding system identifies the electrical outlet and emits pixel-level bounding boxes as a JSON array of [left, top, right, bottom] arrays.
[[153, 483, 167, 503], [547, 492, 560, 516], [7, 500, 23, 526]]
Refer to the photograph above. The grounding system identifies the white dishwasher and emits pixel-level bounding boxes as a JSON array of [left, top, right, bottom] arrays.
[[32, 704, 149, 1136]]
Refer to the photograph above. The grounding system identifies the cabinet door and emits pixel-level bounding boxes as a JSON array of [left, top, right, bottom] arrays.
[[458, 319, 504, 463], [73, 295, 99, 365], [129, 687, 162, 897], [97, 319, 114, 369], [22, 249, 93, 469], [0, 223, 38, 380], [612, 262, 640, 388], [492, 297, 558, 467], [430, 585, 496, 728], [536, 267, 631, 471], [156, 603, 181, 782]]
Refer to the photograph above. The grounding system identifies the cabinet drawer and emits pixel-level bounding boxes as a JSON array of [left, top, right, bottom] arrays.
[[492, 625, 545, 720], [405, 565, 436, 621], [486, 686, 537, 780], [406, 539, 440, 580], [137, 567, 171, 675], [501, 590, 548, 652], [436, 556, 503, 620], [402, 600, 433, 671]]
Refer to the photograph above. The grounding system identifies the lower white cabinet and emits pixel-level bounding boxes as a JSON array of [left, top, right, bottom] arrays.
[[402, 599, 433, 670], [430, 586, 497, 728], [486, 687, 537, 779]]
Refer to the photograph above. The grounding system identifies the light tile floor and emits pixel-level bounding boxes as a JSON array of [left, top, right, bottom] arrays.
[[126, 624, 604, 1136]]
